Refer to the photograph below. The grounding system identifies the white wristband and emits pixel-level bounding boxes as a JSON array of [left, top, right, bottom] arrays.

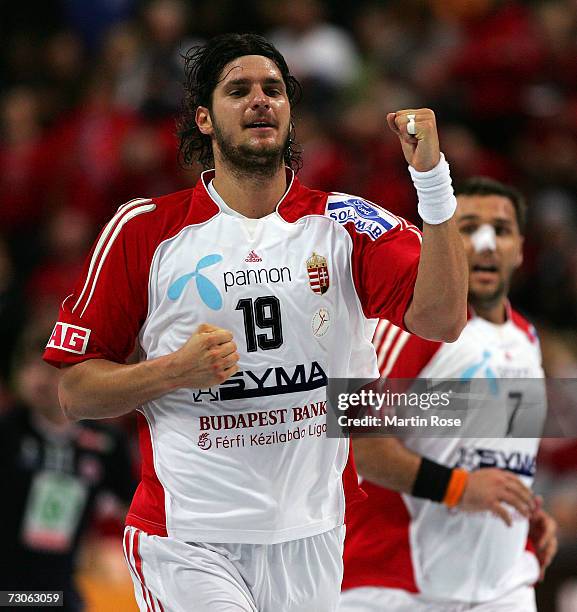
[[408, 153, 457, 225]]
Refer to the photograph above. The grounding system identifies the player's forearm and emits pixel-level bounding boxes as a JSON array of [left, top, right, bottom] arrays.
[[354, 437, 470, 508], [59, 356, 180, 420], [404, 216, 467, 342], [352, 437, 421, 493], [58, 324, 239, 421]]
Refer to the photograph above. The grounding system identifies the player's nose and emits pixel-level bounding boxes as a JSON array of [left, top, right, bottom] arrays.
[[471, 224, 497, 253], [249, 86, 270, 109]]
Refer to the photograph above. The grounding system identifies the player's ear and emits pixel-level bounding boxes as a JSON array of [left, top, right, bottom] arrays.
[[196, 106, 213, 136]]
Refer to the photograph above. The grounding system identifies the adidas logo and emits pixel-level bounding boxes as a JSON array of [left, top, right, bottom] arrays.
[[245, 250, 262, 262]]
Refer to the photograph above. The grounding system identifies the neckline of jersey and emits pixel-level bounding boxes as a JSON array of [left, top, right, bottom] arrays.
[[201, 168, 295, 220], [469, 300, 514, 328]]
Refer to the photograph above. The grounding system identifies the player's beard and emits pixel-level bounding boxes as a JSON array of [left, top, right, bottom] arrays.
[[212, 119, 289, 179], [468, 278, 507, 313]]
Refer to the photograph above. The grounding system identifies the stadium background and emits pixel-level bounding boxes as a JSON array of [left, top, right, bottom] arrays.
[[1, 0, 576, 609]]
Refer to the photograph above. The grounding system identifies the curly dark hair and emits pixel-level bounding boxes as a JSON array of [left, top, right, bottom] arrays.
[[177, 33, 302, 171]]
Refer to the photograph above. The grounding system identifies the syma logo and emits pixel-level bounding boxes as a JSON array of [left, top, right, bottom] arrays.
[[168, 254, 223, 310]]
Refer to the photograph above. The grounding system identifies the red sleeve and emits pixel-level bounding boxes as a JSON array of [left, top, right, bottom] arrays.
[[43, 199, 157, 367], [327, 196, 421, 330], [373, 319, 442, 378], [352, 226, 420, 329]]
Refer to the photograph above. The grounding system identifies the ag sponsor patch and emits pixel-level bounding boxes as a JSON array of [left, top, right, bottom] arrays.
[[327, 197, 398, 240], [47, 322, 91, 355]]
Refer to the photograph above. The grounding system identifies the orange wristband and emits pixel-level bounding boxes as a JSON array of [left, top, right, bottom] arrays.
[[443, 468, 469, 507]]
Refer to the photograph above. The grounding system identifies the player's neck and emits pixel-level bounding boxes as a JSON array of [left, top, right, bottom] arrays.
[[212, 163, 288, 219], [471, 298, 507, 325]]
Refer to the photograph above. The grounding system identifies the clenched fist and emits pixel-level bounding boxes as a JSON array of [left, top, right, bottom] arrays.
[[167, 323, 240, 390], [387, 108, 440, 172]]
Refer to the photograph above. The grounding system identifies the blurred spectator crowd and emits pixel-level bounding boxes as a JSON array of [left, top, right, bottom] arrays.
[[1, 0, 577, 609]]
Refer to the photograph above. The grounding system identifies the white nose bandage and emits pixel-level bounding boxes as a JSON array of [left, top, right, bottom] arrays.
[[471, 224, 497, 253]]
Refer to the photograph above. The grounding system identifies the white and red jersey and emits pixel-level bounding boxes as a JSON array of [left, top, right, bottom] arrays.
[[44, 169, 421, 545], [343, 306, 546, 603]]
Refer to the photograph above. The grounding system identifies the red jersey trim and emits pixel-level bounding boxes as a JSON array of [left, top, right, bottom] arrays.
[[199, 167, 325, 223], [126, 412, 168, 537], [374, 320, 443, 379], [343, 484, 418, 593], [510, 306, 539, 345], [525, 536, 539, 586], [343, 444, 368, 518], [468, 301, 537, 345], [72, 199, 155, 318]]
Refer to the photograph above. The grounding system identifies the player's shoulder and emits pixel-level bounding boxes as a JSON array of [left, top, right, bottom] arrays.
[[509, 305, 539, 346], [326, 192, 419, 242], [327, 192, 401, 224], [101, 196, 159, 241], [118, 186, 196, 228], [277, 174, 329, 222], [150, 185, 195, 210], [276, 175, 408, 234], [149, 180, 217, 215], [106, 181, 218, 244], [94, 196, 163, 257]]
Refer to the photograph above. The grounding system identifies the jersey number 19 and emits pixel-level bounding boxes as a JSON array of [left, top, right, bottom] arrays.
[[235, 296, 283, 352]]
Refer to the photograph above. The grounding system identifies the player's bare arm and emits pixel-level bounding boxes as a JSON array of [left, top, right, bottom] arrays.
[[353, 436, 535, 527], [59, 323, 239, 420], [352, 437, 420, 494], [387, 109, 468, 342]]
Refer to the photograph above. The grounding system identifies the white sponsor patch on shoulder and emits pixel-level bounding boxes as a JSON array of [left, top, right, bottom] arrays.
[[327, 195, 399, 240], [47, 322, 91, 355]]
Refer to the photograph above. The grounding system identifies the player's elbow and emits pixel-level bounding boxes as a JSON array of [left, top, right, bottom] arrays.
[[428, 320, 465, 343], [439, 317, 466, 343], [406, 312, 466, 343], [448, 309, 467, 341], [58, 385, 81, 421], [58, 367, 85, 421], [404, 301, 466, 343]]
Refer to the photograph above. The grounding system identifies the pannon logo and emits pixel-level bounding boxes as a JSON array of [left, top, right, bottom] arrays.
[[459, 350, 498, 395], [168, 254, 223, 310]]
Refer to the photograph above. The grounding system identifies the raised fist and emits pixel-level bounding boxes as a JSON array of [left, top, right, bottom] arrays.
[[387, 108, 441, 172]]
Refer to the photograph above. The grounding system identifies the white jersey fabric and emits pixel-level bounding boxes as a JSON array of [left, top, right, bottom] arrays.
[[343, 305, 546, 604], [44, 168, 421, 545]]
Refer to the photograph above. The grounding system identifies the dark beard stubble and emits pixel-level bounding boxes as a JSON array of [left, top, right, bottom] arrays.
[[468, 278, 507, 313], [212, 119, 289, 179]]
